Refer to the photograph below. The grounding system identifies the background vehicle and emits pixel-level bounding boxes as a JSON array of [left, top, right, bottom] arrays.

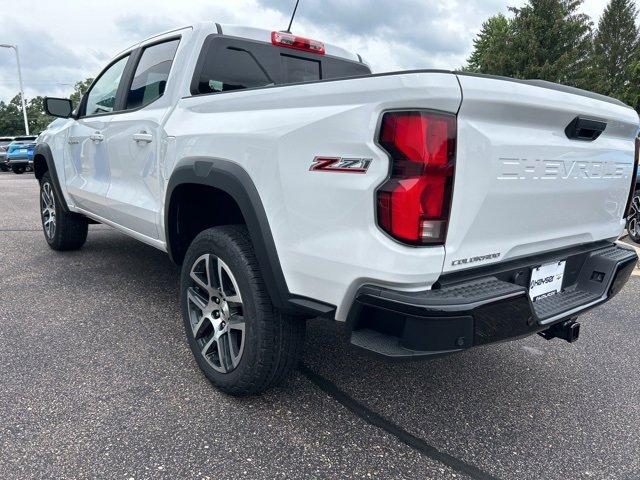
[[626, 140, 640, 243], [7, 135, 37, 174], [0, 137, 14, 172], [35, 23, 639, 395]]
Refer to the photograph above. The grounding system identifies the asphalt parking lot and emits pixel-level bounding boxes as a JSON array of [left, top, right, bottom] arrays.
[[1, 172, 639, 480]]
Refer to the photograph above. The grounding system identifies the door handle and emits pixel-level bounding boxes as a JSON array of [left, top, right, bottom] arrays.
[[89, 132, 104, 142], [133, 132, 153, 143]]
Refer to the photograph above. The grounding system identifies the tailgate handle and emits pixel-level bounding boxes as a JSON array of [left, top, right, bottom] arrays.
[[565, 116, 606, 141]]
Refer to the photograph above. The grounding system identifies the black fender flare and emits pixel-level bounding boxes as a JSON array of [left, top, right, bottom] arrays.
[[33, 143, 70, 212], [165, 157, 335, 318]]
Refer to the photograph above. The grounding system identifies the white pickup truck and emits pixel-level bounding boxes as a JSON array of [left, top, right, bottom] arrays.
[[37, 23, 639, 395]]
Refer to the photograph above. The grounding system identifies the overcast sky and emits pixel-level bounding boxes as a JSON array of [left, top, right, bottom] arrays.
[[0, 0, 618, 103]]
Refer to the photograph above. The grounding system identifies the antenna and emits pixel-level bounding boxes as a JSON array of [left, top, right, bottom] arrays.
[[285, 0, 301, 33]]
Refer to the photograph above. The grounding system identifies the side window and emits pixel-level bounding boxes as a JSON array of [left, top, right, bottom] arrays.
[[196, 45, 275, 94], [85, 56, 129, 116], [126, 39, 180, 110]]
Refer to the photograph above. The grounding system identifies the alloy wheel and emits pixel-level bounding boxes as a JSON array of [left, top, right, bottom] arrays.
[[41, 182, 56, 239], [186, 253, 246, 373]]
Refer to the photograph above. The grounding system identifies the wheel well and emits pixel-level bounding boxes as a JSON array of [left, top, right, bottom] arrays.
[[167, 184, 246, 265], [33, 154, 48, 180]]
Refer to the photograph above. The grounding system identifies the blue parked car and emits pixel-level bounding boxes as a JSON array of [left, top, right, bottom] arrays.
[[7, 136, 37, 174]]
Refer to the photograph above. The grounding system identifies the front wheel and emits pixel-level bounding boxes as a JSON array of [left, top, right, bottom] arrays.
[[627, 190, 640, 244], [12, 166, 25, 174], [180, 226, 305, 396], [40, 172, 88, 250]]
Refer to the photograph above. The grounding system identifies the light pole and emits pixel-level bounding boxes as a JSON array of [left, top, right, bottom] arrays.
[[0, 44, 29, 135]]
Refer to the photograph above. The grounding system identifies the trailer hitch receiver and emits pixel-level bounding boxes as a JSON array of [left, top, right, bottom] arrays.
[[538, 319, 581, 343]]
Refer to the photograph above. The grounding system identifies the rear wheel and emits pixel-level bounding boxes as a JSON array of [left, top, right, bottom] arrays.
[[12, 166, 25, 174], [0, 164, 7, 172], [627, 190, 640, 244], [40, 171, 88, 250], [180, 225, 305, 396]]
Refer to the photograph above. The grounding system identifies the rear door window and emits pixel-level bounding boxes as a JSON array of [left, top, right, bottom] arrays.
[[196, 44, 275, 94], [126, 39, 180, 109]]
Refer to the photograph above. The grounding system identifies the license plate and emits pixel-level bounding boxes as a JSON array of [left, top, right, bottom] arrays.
[[529, 261, 565, 301], [19, 148, 27, 154]]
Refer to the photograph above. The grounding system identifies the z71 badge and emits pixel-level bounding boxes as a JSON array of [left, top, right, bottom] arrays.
[[309, 156, 372, 174]]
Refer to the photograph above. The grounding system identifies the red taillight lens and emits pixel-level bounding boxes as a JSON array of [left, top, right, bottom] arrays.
[[271, 31, 325, 55], [376, 111, 456, 245]]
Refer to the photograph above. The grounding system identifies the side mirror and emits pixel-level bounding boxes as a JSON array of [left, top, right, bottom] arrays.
[[44, 97, 73, 118]]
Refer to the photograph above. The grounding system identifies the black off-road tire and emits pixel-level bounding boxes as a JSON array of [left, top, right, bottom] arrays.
[[12, 165, 25, 174], [180, 225, 306, 396], [39, 171, 88, 251]]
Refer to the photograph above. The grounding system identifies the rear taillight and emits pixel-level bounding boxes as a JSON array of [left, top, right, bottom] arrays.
[[271, 31, 325, 55], [376, 111, 456, 245]]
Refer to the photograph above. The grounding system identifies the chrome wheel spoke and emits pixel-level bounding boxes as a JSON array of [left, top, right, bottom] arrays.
[[228, 315, 245, 331], [225, 293, 242, 306], [192, 316, 210, 340], [187, 287, 208, 312], [227, 316, 245, 368], [201, 336, 221, 365], [190, 254, 214, 294], [218, 258, 242, 304], [216, 334, 232, 372], [213, 256, 224, 290], [226, 332, 241, 368]]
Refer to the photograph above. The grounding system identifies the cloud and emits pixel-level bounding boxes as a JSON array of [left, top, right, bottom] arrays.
[[0, 17, 103, 102], [0, 0, 610, 103], [115, 14, 177, 41], [260, 0, 508, 68]]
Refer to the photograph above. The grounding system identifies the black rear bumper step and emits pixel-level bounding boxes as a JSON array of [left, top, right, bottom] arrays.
[[347, 242, 637, 358]]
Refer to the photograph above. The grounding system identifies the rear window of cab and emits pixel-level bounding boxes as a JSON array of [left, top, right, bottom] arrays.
[[191, 35, 370, 95]]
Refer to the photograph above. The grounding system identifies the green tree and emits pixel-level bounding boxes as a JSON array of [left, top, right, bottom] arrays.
[[0, 77, 95, 136], [591, 0, 639, 103], [508, 0, 593, 87], [0, 95, 30, 136], [70, 78, 94, 107], [0, 95, 52, 136], [26, 96, 54, 134], [465, 0, 594, 88], [624, 60, 640, 111], [466, 14, 513, 75]]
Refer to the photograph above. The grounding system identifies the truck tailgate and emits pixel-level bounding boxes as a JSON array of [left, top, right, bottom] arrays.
[[444, 74, 639, 273]]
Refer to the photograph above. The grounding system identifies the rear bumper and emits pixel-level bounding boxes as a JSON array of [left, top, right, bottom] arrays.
[[347, 242, 637, 358], [8, 159, 32, 166]]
